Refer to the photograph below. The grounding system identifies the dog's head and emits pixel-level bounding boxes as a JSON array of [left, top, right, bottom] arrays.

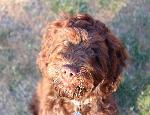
[[37, 14, 128, 100]]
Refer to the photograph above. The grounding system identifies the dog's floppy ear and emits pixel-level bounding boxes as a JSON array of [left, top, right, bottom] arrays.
[[100, 31, 128, 94], [105, 32, 128, 80], [36, 18, 70, 76], [36, 23, 51, 76], [36, 22, 59, 76]]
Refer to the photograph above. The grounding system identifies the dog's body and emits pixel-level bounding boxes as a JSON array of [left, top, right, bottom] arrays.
[[31, 77, 117, 115], [30, 14, 128, 115]]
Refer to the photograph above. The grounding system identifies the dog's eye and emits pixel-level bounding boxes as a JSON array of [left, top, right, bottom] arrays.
[[95, 55, 100, 65], [91, 48, 100, 65], [91, 48, 99, 54]]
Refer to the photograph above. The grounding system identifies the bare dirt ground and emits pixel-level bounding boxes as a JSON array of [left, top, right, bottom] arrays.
[[0, 0, 149, 114]]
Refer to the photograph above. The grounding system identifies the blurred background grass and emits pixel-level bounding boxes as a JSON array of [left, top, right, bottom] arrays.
[[0, 0, 149, 115]]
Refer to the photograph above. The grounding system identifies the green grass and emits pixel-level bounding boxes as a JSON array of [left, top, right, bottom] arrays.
[[50, 0, 90, 15], [50, 0, 126, 15], [116, 40, 150, 114], [0, 48, 15, 75], [117, 71, 150, 114], [137, 85, 150, 114], [9, 64, 26, 92], [112, 7, 150, 114], [0, 28, 13, 47], [0, 64, 5, 73], [99, 0, 112, 8], [99, 0, 126, 12], [115, 30, 150, 114]]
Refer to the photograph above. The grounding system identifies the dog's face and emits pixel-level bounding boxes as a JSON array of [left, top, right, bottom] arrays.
[[37, 14, 128, 100], [46, 28, 107, 99]]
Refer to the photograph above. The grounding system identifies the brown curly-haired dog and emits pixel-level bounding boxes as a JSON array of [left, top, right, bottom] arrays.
[[30, 14, 128, 115]]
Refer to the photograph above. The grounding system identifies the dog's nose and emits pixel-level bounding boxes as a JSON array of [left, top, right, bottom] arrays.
[[61, 65, 79, 77]]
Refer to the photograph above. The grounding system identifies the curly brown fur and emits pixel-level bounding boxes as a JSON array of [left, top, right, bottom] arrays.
[[30, 14, 128, 115]]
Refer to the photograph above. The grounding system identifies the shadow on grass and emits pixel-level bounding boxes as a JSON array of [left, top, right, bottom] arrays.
[[109, 0, 150, 114]]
